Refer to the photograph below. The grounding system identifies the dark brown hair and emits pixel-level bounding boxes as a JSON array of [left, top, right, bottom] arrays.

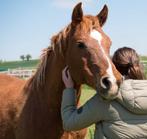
[[112, 47, 146, 79]]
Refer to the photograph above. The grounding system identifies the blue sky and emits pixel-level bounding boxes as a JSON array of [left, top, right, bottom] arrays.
[[0, 0, 147, 61]]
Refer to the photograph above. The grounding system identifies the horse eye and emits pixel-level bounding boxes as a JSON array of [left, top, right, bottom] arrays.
[[77, 42, 86, 49]]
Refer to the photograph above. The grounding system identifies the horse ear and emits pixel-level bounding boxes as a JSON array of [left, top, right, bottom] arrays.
[[97, 5, 108, 27], [72, 2, 83, 24]]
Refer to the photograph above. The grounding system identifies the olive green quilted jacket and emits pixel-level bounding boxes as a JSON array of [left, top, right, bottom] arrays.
[[61, 80, 147, 139]]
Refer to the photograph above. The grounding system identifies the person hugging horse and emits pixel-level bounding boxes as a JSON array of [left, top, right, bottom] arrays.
[[0, 2, 123, 139], [61, 47, 147, 139]]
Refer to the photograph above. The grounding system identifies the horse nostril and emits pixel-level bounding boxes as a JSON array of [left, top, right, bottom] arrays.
[[101, 77, 112, 89]]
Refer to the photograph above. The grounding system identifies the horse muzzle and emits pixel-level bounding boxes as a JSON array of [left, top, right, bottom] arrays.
[[97, 75, 120, 100]]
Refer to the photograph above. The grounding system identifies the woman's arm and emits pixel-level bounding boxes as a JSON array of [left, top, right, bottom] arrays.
[[61, 67, 103, 131], [61, 88, 103, 131]]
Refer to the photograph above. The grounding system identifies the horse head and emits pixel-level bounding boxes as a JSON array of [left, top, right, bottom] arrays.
[[61, 3, 122, 100]]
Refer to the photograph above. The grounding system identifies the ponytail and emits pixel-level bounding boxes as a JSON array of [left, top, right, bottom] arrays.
[[112, 47, 146, 80], [128, 64, 146, 79]]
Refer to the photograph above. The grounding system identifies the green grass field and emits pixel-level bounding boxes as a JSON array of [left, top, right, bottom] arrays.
[[140, 56, 147, 61], [80, 85, 96, 138], [0, 59, 39, 71]]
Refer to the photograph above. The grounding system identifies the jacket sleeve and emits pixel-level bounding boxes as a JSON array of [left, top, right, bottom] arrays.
[[116, 79, 147, 114], [61, 88, 104, 131]]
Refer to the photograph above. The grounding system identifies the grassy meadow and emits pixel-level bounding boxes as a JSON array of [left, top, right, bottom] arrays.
[[80, 85, 96, 138], [0, 59, 39, 71], [0, 56, 147, 138]]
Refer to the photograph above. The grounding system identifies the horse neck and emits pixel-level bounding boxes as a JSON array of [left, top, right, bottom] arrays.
[[19, 52, 67, 138], [24, 28, 82, 111], [44, 52, 65, 109], [39, 51, 81, 109], [45, 53, 81, 105]]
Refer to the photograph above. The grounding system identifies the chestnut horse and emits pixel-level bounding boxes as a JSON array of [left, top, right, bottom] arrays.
[[0, 2, 122, 139]]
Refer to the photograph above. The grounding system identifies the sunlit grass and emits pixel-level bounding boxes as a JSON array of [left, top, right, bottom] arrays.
[[80, 85, 96, 139]]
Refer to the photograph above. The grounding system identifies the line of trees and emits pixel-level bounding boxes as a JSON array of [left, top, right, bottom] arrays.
[[20, 54, 32, 61]]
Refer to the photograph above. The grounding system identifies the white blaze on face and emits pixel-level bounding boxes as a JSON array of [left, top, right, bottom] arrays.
[[90, 30, 116, 87]]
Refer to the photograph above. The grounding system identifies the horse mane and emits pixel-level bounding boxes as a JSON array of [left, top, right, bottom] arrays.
[[24, 25, 70, 93]]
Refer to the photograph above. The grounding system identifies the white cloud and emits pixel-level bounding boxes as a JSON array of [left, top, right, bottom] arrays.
[[51, 0, 93, 9]]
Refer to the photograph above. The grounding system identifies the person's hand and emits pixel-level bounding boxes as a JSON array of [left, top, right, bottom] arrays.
[[62, 66, 74, 88]]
